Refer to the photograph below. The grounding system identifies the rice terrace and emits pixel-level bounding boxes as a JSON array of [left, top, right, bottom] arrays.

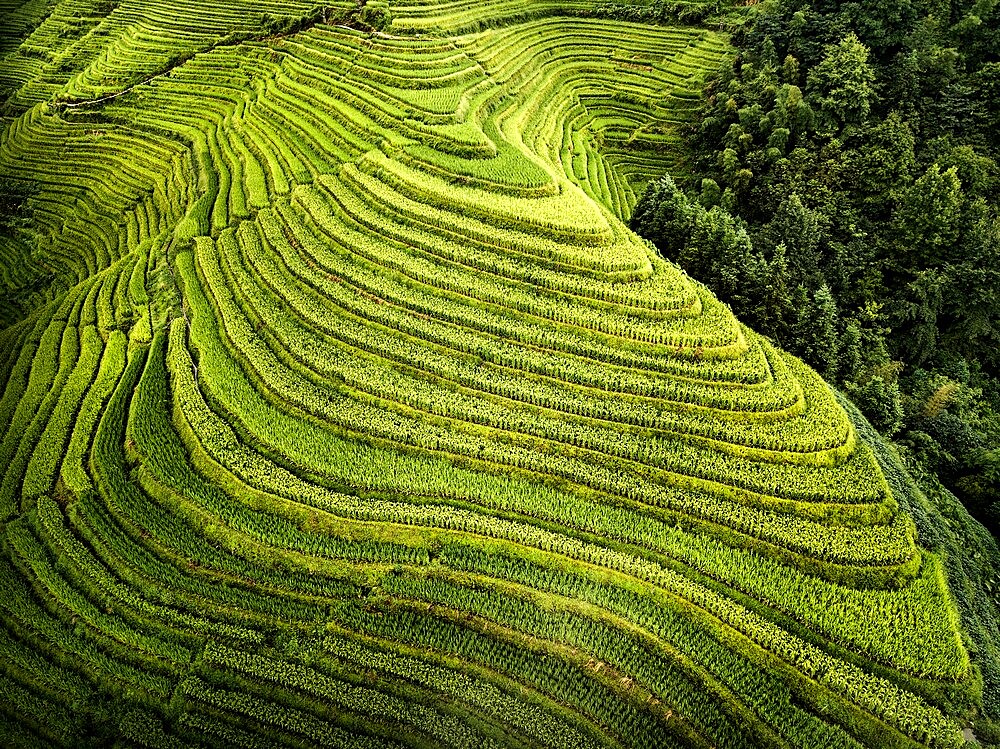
[[0, 0, 998, 747]]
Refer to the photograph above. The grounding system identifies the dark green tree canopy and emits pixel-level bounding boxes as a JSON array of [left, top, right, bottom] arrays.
[[635, 0, 1000, 636]]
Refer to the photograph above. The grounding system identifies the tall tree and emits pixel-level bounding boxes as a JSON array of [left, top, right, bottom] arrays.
[[806, 33, 876, 130]]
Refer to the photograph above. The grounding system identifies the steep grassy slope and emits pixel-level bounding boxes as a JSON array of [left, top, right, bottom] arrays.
[[0, 0, 988, 746]]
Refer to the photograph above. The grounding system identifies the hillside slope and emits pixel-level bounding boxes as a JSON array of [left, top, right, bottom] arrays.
[[0, 1, 989, 747]]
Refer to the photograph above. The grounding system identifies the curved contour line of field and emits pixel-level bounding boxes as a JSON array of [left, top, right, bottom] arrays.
[[0, 1, 978, 748]]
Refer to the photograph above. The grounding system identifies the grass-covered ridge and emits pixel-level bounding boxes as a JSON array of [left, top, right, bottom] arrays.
[[0, 0, 990, 746]]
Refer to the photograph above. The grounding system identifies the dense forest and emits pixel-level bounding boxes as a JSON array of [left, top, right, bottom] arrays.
[[632, 0, 1000, 530]]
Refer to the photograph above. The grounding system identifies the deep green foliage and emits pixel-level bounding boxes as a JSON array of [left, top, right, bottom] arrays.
[[0, 177, 36, 235], [632, 0, 1000, 534], [631, 0, 1000, 735]]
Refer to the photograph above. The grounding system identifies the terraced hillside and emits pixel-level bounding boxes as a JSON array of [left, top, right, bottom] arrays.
[[0, 0, 989, 747]]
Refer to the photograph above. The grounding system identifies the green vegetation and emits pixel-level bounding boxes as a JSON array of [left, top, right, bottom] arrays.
[[0, 0, 996, 746], [627, 0, 1000, 737], [631, 0, 1000, 530]]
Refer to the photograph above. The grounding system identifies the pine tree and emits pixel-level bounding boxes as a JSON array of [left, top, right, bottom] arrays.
[[812, 284, 840, 381], [629, 176, 693, 258], [806, 33, 876, 130]]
